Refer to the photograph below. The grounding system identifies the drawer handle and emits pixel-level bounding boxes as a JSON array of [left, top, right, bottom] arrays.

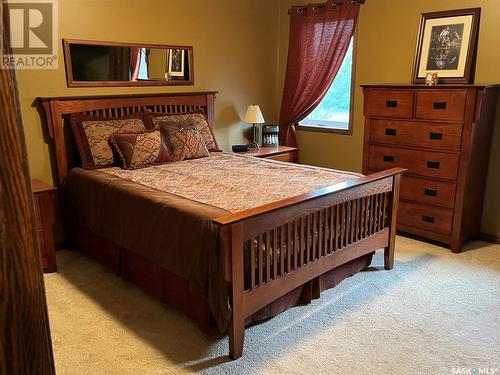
[[429, 132, 443, 140], [383, 155, 394, 162], [433, 101, 447, 110], [427, 161, 440, 169], [422, 215, 435, 224], [424, 188, 438, 197], [386, 100, 398, 108], [385, 128, 397, 136]]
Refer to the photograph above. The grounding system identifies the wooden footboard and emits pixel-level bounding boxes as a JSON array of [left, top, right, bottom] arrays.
[[213, 167, 404, 359]]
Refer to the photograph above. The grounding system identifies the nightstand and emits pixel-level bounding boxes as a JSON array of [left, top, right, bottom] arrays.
[[239, 146, 298, 162], [32, 179, 57, 273]]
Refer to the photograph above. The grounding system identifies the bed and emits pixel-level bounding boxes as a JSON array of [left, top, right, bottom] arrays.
[[39, 92, 404, 359]]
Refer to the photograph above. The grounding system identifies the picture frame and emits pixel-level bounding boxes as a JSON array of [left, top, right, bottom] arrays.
[[412, 8, 480, 84], [167, 48, 185, 77]]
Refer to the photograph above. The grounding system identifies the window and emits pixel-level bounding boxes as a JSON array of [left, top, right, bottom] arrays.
[[298, 37, 355, 134], [137, 48, 149, 80]]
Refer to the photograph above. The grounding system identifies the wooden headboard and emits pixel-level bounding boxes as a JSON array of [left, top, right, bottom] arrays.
[[38, 91, 217, 185]]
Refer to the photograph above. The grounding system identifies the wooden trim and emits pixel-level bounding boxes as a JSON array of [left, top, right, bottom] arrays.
[[0, 7, 55, 373], [450, 88, 477, 252], [384, 173, 401, 269], [63, 39, 194, 87], [360, 84, 494, 89], [38, 91, 218, 102], [296, 124, 352, 135], [238, 146, 298, 158], [228, 223, 245, 360]]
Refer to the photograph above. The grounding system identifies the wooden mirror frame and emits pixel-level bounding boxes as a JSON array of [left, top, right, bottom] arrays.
[[63, 39, 194, 87]]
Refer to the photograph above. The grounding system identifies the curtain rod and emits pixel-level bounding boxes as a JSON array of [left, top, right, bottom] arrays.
[[288, 0, 365, 15]]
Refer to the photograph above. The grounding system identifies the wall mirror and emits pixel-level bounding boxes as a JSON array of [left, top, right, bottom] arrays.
[[63, 39, 194, 87]]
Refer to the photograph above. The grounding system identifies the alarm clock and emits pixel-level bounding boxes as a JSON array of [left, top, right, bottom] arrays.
[[232, 144, 250, 152]]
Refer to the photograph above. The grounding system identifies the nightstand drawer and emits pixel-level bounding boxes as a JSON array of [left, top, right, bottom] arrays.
[[364, 89, 414, 119], [266, 153, 293, 162], [369, 119, 462, 151], [368, 145, 459, 180], [398, 201, 453, 236], [400, 176, 456, 209], [416, 90, 467, 121]]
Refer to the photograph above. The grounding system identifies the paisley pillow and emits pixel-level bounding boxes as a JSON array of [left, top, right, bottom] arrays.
[[70, 112, 147, 169]]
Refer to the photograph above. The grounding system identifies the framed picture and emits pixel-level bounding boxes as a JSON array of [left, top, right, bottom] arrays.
[[167, 48, 185, 77], [412, 8, 480, 84]]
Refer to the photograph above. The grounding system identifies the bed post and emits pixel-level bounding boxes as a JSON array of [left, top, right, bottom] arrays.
[[384, 173, 402, 270], [228, 222, 245, 360]]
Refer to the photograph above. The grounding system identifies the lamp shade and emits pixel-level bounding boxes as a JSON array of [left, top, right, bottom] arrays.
[[243, 105, 265, 124]]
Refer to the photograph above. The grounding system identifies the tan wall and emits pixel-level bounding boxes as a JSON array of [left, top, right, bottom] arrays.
[[17, 0, 280, 184], [17, 0, 500, 236], [277, 0, 500, 237]]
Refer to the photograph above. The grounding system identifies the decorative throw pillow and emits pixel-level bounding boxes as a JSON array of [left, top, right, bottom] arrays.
[[70, 112, 147, 169], [160, 122, 210, 162], [144, 110, 220, 151], [110, 130, 172, 169]]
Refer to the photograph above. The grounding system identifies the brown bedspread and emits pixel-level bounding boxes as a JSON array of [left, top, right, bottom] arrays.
[[101, 152, 361, 213], [63, 153, 361, 331]]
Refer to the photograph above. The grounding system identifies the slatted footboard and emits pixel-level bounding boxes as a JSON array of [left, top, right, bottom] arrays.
[[214, 167, 404, 359]]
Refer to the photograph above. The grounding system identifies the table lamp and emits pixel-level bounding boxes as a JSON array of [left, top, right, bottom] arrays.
[[243, 104, 265, 149]]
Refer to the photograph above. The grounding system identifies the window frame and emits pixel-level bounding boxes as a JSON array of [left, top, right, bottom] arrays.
[[296, 34, 357, 136]]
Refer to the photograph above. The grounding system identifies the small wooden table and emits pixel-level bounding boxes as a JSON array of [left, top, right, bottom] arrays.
[[238, 146, 298, 162], [32, 179, 57, 273]]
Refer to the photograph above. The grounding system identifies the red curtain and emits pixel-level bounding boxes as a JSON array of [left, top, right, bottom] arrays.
[[279, 1, 360, 147], [130, 48, 142, 81]]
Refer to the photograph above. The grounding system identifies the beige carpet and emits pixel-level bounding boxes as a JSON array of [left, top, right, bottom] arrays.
[[44, 236, 500, 375]]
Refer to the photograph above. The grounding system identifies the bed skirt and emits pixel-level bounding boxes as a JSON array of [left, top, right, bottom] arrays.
[[71, 225, 374, 332]]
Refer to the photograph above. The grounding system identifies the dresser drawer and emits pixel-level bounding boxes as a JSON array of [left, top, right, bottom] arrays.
[[365, 89, 414, 119], [400, 176, 456, 209], [369, 119, 462, 151], [368, 145, 459, 180], [416, 90, 467, 121], [398, 201, 453, 236]]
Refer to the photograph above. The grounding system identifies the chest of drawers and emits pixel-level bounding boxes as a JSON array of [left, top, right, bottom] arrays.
[[362, 84, 499, 252]]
